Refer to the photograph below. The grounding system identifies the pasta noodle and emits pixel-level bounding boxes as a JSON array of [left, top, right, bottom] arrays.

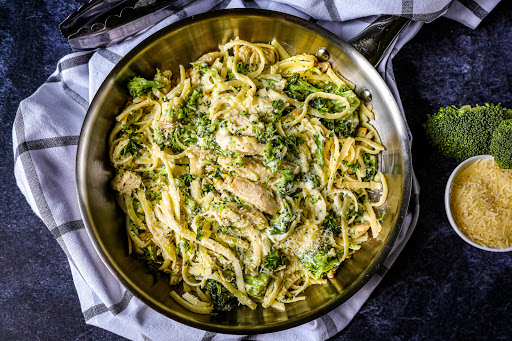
[[109, 39, 388, 313]]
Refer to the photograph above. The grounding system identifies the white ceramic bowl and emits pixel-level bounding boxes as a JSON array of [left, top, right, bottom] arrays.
[[445, 155, 512, 252]]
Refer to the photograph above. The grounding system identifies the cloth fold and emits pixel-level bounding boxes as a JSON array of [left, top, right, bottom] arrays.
[[13, 1, 498, 340]]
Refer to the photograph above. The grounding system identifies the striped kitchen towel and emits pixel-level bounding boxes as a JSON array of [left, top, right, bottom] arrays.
[[13, 0, 498, 340]]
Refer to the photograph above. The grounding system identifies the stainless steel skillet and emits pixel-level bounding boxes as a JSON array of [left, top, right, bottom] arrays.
[[76, 9, 412, 334]]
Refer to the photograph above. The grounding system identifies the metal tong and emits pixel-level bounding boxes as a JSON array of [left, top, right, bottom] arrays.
[[59, 0, 194, 51], [60, 0, 410, 62]]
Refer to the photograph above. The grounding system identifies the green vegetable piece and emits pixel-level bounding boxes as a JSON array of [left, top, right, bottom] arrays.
[[244, 273, 271, 299], [314, 134, 324, 166], [205, 279, 238, 311], [262, 247, 285, 271], [145, 188, 162, 201], [300, 245, 340, 279], [362, 153, 376, 182], [127, 76, 164, 98], [321, 211, 341, 235], [285, 73, 321, 101], [269, 200, 296, 235], [490, 119, 512, 169], [176, 174, 195, 189], [140, 245, 164, 281], [275, 169, 299, 196], [424, 103, 512, 162], [121, 125, 144, 156]]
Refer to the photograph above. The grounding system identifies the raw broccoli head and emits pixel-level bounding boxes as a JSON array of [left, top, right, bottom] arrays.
[[490, 119, 512, 169], [424, 103, 512, 162], [127, 76, 164, 98]]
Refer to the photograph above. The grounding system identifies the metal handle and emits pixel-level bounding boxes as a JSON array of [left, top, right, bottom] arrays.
[[349, 16, 411, 67], [60, 0, 193, 51]]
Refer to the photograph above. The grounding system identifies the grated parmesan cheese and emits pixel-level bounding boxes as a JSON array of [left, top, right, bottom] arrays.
[[450, 159, 512, 248]]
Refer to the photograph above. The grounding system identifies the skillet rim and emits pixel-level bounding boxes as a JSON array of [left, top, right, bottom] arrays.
[[76, 8, 412, 334]]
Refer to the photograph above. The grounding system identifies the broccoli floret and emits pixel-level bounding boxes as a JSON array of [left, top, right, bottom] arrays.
[[145, 188, 162, 201], [285, 73, 321, 101], [269, 200, 296, 235], [205, 280, 238, 311], [244, 273, 270, 299], [196, 62, 219, 78], [127, 76, 164, 98], [490, 119, 512, 169], [304, 168, 321, 190], [275, 169, 299, 196], [263, 134, 303, 172], [321, 211, 341, 235], [424, 103, 512, 162], [314, 134, 324, 166], [321, 111, 360, 137], [300, 244, 340, 280], [362, 153, 376, 182], [261, 247, 285, 272]]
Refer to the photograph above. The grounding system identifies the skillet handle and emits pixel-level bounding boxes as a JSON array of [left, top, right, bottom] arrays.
[[349, 16, 411, 67]]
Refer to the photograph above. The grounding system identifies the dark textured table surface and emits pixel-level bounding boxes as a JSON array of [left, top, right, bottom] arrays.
[[1, 1, 511, 340]]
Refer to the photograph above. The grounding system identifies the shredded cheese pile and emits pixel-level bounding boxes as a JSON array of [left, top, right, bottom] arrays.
[[450, 159, 512, 248]]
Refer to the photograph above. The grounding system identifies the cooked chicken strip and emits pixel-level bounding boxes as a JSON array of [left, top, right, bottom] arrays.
[[209, 202, 268, 230], [111, 171, 142, 196], [218, 156, 271, 183], [218, 177, 278, 215], [216, 129, 266, 156]]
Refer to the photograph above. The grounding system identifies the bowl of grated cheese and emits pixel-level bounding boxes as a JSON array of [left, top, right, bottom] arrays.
[[445, 155, 512, 252]]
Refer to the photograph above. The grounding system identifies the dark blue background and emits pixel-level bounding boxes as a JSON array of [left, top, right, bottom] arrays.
[[1, 1, 511, 339]]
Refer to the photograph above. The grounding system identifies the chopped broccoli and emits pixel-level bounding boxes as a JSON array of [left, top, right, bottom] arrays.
[[285, 73, 321, 101], [233, 61, 254, 75], [262, 247, 285, 271], [300, 244, 340, 280], [271, 100, 285, 122], [314, 134, 324, 166], [244, 273, 270, 298], [145, 188, 162, 201], [263, 134, 304, 172], [196, 62, 219, 78], [424, 103, 512, 162], [269, 200, 296, 235], [275, 169, 299, 196], [139, 245, 164, 281], [185, 196, 201, 215], [263, 136, 287, 172], [175, 174, 195, 189], [362, 153, 377, 182], [121, 125, 144, 156], [321, 111, 360, 137], [347, 200, 366, 224], [321, 211, 341, 235], [205, 279, 238, 311], [127, 76, 164, 98], [490, 119, 512, 169]]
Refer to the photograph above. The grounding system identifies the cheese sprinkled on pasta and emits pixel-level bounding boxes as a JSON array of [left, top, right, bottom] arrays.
[[109, 39, 387, 313]]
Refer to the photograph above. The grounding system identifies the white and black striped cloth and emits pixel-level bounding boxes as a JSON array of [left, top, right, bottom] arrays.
[[13, 0, 498, 340]]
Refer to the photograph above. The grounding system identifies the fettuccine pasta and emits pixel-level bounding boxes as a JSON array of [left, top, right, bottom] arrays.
[[109, 38, 387, 313]]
